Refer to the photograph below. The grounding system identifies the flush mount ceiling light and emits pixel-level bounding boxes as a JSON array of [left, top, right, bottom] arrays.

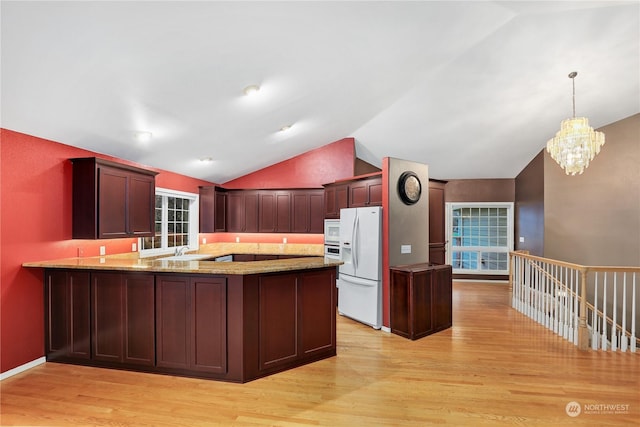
[[279, 124, 292, 132], [199, 157, 213, 163], [133, 131, 153, 142], [546, 71, 605, 176], [243, 84, 260, 97]]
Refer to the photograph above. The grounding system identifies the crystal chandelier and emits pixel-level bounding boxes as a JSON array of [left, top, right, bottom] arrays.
[[546, 72, 605, 175]]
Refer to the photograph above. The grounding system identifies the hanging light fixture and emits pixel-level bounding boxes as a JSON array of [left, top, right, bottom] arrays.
[[546, 71, 605, 175]]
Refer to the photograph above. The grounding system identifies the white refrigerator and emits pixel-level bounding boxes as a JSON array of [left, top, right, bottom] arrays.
[[338, 206, 382, 329]]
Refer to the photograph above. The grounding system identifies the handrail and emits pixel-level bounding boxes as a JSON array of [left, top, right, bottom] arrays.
[[510, 251, 639, 353]]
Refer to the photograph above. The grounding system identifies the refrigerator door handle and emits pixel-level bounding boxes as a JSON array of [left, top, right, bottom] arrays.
[[353, 215, 360, 271]]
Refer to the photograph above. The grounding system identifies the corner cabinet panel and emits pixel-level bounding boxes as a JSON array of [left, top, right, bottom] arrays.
[[71, 157, 157, 239], [45, 270, 90, 361], [299, 269, 336, 356], [259, 273, 298, 370]]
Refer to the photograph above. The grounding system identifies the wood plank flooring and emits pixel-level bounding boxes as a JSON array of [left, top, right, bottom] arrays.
[[1, 282, 638, 426]]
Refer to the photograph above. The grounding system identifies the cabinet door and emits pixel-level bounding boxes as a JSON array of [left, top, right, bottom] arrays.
[[191, 277, 227, 374], [432, 265, 452, 331], [226, 192, 244, 232], [214, 191, 227, 232], [122, 273, 155, 365], [128, 173, 156, 237], [98, 166, 129, 238], [156, 275, 227, 373], [92, 272, 154, 365], [323, 185, 337, 218], [349, 181, 368, 208], [259, 192, 276, 232], [45, 270, 90, 360], [291, 192, 310, 233], [199, 187, 216, 233], [308, 190, 325, 233], [92, 272, 124, 362], [275, 191, 291, 232], [367, 177, 383, 206], [259, 273, 298, 370], [299, 269, 335, 357], [244, 192, 259, 232], [156, 276, 190, 369]]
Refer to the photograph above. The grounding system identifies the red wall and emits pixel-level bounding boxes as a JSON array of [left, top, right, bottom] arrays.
[[0, 129, 214, 373], [223, 138, 356, 189]]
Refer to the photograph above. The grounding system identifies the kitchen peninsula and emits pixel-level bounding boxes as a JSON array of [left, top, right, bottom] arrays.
[[24, 243, 340, 383]]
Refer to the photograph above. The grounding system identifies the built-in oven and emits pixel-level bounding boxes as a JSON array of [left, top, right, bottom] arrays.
[[324, 244, 341, 260], [324, 219, 340, 246]]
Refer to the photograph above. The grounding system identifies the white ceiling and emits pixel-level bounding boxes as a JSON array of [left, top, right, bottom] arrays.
[[2, 1, 638, 183]]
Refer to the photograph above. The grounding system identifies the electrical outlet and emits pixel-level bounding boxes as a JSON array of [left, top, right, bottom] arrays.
[[202, 237, 207, 244], [236, 236, 240, 243], [132, 243, 137, 252], [401, 244, 412, 254], [283, 237, 287, 244], [519, 237, 525, 243], [77, 248, 84, 257], [99, 246, 106, 256]]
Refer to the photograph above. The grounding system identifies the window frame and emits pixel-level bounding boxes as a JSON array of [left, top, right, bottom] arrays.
[[445, 202, 514, 275], [138, 187, 199, 258]]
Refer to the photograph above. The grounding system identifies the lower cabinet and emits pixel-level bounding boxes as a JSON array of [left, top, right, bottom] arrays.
[[257, 269, 336, 372], [45, 270, 90, 361], [390, 264, 452, 340], [91, 272, 155, 366], [43, 266, 335, 383], [156, 275, 227, 374]]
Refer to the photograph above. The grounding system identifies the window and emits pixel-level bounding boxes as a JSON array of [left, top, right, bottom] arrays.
[[139, 188, 199, 256], [445, 203, 513, 275]]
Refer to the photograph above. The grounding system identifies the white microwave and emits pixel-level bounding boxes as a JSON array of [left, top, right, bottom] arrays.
[[324, 219, 340, 246]]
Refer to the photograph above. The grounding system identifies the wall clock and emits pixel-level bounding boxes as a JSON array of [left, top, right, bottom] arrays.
[[397, 171, 422, 205]]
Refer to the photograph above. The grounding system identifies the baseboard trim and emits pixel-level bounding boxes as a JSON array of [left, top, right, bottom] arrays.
[[0, 357, 46, 381], [381, 326, 391, 333]]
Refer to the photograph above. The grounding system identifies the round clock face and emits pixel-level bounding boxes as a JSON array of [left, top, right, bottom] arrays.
[[398, 171, 421, 205]]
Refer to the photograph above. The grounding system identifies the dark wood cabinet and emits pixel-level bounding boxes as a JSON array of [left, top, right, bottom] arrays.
[[323, 183, 349, 219], [227, 191, 259, 232], [349, 175, 382, 208], [323, 174, 381, 218], [199, 186, 227, 233], [71, 157, 157, 239], [428, 180, 447, 265], [390, 264, 452, 340], [256, 268, 336, 373], [291, 190, 324, 233], [258, 190, 292, 233], [156, 275, 227, 374], [91, 272, 155, 366], [44, 270, 90, 361]]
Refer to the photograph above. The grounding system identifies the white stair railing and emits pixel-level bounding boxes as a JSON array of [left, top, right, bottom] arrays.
[[510, 251, 639, 352]]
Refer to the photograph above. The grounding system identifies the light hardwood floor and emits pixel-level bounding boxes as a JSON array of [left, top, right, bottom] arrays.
[[1, 282, 638, 426]]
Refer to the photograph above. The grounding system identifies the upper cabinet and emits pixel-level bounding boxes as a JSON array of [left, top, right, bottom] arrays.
[[199, 186, 227, 233], [71, 158, 158, 239], [323, 174, 382, 218]]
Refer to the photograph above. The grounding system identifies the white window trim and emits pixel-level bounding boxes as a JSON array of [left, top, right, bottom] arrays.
[[138, 187, 199, 258], [445, 202, 514, 275]]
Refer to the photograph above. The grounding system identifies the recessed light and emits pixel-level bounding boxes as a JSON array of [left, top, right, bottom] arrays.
[[133, 131, 153, 142], [199, 157, 214, 163], [243, 84, 260, 97], [279, 125, 292, 132]]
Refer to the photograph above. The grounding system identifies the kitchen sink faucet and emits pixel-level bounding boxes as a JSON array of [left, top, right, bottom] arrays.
[[174, 245, 189, 256]]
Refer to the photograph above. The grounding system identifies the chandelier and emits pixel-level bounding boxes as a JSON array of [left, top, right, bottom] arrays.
[[546, 71, 605, 175]]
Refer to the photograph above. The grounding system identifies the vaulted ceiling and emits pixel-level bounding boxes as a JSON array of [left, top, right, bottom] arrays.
[[2, 1, 638, 183]]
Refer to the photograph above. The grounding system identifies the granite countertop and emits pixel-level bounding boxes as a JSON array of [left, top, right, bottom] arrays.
[[23, 243, 341, 275]]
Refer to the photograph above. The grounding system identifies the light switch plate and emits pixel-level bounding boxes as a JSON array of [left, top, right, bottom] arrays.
[[519, 237, 525, 243], [99, 246, 106, 256], [401, 244, 412, 254]]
